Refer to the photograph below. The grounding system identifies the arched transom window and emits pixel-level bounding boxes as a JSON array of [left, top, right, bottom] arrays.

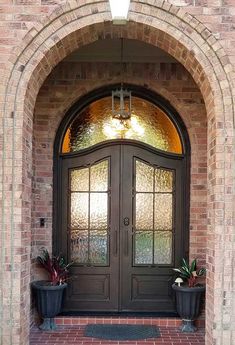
[[62, 97, 183, 154]]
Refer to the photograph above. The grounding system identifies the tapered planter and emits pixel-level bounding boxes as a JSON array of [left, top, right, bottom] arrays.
[[172, 283, 205, 332], [32, 281, 67, 331]]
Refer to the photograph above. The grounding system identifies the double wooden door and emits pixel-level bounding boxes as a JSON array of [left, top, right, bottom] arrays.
[[60, 143, 184, 313]]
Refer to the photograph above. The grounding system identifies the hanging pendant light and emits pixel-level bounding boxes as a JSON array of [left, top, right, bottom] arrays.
[[111, 38, 132, 127], [103, 38, 144, 140], [112, 87, 131, 121]]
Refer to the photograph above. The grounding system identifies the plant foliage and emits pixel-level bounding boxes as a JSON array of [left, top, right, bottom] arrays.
[[37, 248, 73, 286], [173, 258, 206, 288]]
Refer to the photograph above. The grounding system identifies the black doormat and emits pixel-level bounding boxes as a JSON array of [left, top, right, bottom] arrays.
[[84, 324, 160, 340]]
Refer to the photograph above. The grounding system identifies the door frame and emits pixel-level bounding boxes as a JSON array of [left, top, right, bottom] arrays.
[[53, 84, 191, 278]]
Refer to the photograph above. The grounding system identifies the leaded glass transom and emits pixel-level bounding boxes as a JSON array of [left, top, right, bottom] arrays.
[[62, 97, 182, 154]]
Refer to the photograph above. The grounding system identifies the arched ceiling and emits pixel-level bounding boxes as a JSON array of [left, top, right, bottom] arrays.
[[65, 38, 177, 63]]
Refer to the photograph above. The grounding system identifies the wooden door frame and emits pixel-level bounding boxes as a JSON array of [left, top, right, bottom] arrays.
[[53, 84, 191, 267]]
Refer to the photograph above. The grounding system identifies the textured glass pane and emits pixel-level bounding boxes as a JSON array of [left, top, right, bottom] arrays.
[[155, 169, 173, 193], [154, 194, 172, 230], [71, 193, 89, 229], [90, 193, 108, 229], [62, 97, 182, 154], [70, 230, 88, 262], [90, 160, 108, 191], [136, 193, 153, 230], [154, 231, 172, 264], [90, 230, 108, 265], [136, 160, 154, 193], [135, 232, 153, 264], [70, 168, 89, 192]]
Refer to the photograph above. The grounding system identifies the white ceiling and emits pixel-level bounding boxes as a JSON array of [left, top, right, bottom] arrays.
[[65, 39, 177, 63]]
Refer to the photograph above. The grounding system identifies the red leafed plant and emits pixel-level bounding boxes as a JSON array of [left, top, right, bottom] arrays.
[[37, 248, 73, 286], [173, 258, 206, 288]]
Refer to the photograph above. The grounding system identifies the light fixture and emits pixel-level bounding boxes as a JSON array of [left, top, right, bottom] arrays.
[[111, 38, 132, 128], [109, 0, 130, 23], [103, 38, 145, 140], [112, 88, 131, 121]]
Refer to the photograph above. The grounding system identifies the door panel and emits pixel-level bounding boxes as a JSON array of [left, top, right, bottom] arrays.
[[60, 143, 184, 313], [120, 145, 183, 312], [61, 146, 120, 311]]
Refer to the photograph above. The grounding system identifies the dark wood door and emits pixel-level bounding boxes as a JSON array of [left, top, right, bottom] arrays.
[[60, 143, 184, 313], [120, 145, 183, 312]]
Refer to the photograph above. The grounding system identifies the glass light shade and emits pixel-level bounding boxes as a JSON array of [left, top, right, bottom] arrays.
[[109, 0, 130, 19]]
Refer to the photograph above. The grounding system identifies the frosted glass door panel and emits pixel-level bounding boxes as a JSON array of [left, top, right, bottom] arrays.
[[71, 193, 89, 229], [89, 231, 108, 265], [90, 193, 108, 229], [90, 160, 108, 191], [136, 160, 154, 193], [154, 194, 172, 230], [134, 160, 175, 265], [136, 194, 153, 230], [135, 232, 153, 264], [71, 168, 89, 191], [69, 160, 110, 265], [154, 231, 172, 264]]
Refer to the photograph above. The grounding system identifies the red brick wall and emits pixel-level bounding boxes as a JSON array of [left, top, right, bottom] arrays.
[[0, 0, 234, 65], [0, 0, 235, 65], [0, 2, 234, 345]]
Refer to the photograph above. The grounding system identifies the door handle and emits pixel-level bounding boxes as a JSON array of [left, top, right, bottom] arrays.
[[113, 230, 118, 256], [124, 230, 129, 256]]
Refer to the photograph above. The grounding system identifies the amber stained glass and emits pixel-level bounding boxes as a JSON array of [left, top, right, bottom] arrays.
[[62, 97, 182, 154]]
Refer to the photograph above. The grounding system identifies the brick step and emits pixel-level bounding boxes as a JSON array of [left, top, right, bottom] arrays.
[[55, 316, 205, 328]]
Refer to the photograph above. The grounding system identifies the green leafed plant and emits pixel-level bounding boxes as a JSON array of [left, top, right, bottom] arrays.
[[173, 258, 206, 288], [37, 248, 73, 286]]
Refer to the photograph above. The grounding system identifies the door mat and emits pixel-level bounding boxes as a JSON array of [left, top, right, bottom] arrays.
[[84, 324, 160, 340]]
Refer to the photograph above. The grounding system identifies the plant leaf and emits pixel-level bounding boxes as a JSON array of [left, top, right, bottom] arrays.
[[190, 259, 196, 273]]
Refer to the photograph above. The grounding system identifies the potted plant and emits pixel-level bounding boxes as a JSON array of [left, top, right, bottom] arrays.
[[172, 258, 206, 332], [31, 248, 73, 331]]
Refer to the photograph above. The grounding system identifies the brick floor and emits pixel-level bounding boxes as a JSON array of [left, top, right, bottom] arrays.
[[54, 317, 205, 328], [30, 325, 205, 345]]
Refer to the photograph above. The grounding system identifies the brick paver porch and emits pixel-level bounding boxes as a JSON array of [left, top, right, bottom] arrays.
[[30, 317, 205, 345]]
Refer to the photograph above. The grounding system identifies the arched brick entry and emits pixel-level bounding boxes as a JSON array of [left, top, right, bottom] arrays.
[[32, 67, 207, 265], [0, 1, 234, 344]]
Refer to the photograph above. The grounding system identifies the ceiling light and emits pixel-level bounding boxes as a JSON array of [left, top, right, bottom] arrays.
[[109, 0, 130, 22]]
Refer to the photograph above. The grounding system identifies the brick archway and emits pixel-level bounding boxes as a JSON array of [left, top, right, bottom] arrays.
[[0, 1, 234, 344]]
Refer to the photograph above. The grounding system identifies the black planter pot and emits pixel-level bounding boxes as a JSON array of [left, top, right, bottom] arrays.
[[172, 283, 205, 332], [32, 280, 67, 330]]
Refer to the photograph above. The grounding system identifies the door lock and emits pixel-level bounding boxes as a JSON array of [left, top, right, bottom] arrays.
[[123, 217, 130, 226]]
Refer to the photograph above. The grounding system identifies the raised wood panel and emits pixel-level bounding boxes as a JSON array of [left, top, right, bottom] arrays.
[[70, 274, 110, 301], [131, 275, 173, 300]]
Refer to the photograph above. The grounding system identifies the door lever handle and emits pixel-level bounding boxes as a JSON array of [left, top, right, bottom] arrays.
[[113, 230, 118, 256], [124, 230, 129, 256]]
